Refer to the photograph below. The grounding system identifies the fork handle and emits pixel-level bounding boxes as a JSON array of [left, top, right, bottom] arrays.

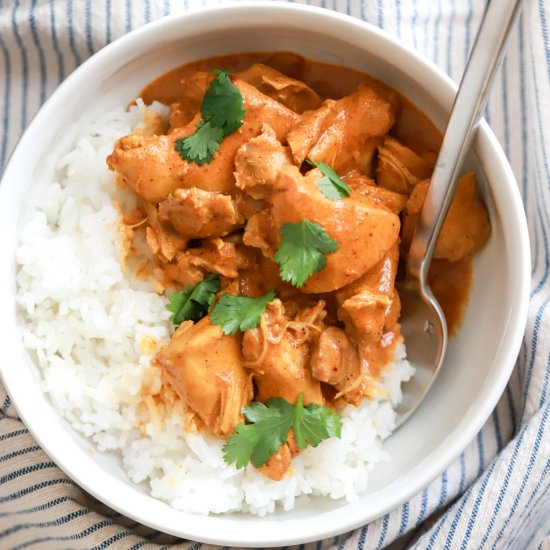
[[407, 0, 523, 282]]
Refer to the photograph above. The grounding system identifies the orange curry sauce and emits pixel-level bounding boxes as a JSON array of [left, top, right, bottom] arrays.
[[139, 51, 476, 335]]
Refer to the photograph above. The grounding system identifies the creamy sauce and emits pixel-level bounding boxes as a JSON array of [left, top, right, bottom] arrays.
[[429, 258, 473, 335], [141, 51, 442, 157], [139, 51, 473, 336]]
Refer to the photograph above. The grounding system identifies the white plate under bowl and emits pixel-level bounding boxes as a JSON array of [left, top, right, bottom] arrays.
[[0, 2, 530, 547]]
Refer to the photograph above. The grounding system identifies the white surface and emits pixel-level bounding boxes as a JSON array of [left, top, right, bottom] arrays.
[[0, 2, 530, 546]]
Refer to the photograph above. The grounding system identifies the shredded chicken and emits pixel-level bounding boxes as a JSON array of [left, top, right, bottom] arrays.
[[141, 200, 187, 263], [242, 299, 324, 405], [158, 187, 242, 238], [154, 317, 252, 438]]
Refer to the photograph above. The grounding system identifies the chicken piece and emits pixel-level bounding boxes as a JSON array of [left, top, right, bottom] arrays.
[[154, 317, 252, 438], [168, 72, 211, 131], [270, 166, 400, 293], [233, 255, 283, 298], [107, 75, 300, 202], [310, 327, 359, 385], [162, 251, 205, 287], [242, 299, 324, 405], [336, 241, 399, 303], [332, 243, 402, 390], [294, 299, 327, 325], [256, 431, 300, 481], [163, 238, 254, 285], [233, 192, 265, 220], [142, 200, 187, 262], [234, 125, 293, 200], [310, 326, 363, 404], [158, 187, 242, 238], [338, 291, 391, 340], [243, 210, 277, 258], [403, 172, 491, 261], [107, 132, 178, 203], [236, 63, 323, 114], [187, 238, 256, 278], [376, 136, 434, 194], [342, 170, 408, 215], [287, 85, 394, 175], [335, 242, 400, 338]]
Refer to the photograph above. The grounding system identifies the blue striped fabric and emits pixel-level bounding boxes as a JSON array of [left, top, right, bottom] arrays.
[[0, 0, 549, 548]]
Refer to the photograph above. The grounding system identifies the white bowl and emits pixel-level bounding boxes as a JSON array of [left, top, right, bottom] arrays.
[[0, 2, 530, 546]]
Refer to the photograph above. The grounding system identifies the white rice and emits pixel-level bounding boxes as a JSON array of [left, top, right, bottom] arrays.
[[15, 102, 414, 516]]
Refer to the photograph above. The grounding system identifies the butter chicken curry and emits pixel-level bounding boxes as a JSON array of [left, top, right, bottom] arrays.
[[106, 52, 490, 480]]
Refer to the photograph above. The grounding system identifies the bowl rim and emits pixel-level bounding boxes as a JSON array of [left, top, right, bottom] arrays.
[[0, 1, 531, 546]]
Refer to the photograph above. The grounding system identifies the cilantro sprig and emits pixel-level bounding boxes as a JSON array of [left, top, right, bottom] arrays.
[[201, 70, 246, 134], [166, 274, 220, 326], [175, 121, 224, 166], [274, 220, 338, 287], [307, 159, 351, 200], [175, 70, 245, 165], [223, 394, 342, 469], [210, 291, 275, 335]]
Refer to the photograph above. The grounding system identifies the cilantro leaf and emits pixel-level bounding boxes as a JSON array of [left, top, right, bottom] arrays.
[[175, 70, 245, 165], [174, 120, 224, 166], [222, 394, 342, 469], [166, 274, 220, 326], [307, 159, 351, 200], [274, 220, 338, 287], [223, 399, 293, 468], [292, 394, 342, 448], [222, 424, 260, 469], [210, 291, 275, 335], [201, 70, 245, 135]]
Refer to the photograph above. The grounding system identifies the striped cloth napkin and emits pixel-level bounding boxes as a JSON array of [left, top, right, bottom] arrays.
[[1, 1, 549, 548]]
